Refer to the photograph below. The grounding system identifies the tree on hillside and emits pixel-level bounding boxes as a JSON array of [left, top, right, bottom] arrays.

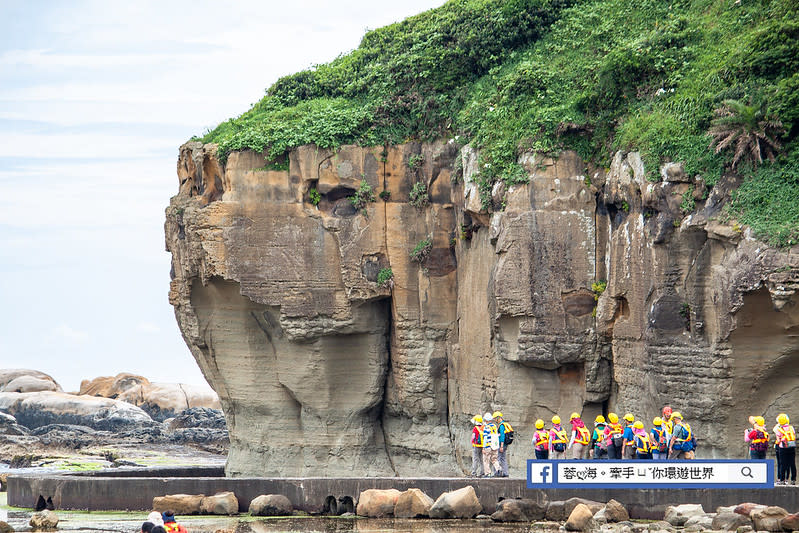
[[709, 99, 785, 170]]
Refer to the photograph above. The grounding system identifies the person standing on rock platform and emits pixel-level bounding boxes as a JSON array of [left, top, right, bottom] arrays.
[[567, 413, 591, 459], [774, 413, 796, 485], [470, 414, 485, 477], [495, 411, 513, 477], [604, 412, 624, 459], [549, 415, 568, 459], [482, 412, 502, 477], [589, 415, 608, 459], [621, 413, 637, 459], [668, 412, 696, 459], [746, 416, 769, 460], [633, 421, 653, 459], [651, 417, 670, 461], [533, 419, 550, 459]]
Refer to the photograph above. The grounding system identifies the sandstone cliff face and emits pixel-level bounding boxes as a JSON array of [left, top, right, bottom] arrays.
[[166, 141, 798, 476]]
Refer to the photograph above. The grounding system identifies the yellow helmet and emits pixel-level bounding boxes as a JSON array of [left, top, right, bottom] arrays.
[[473, 414, 483, 423], [493, 411, 503, 419], [755, 416, 765, 426], [595, 415, 606, 424], [552, 415, 561, 425], [672, 412, 683, 420], [778, 413, 790, 425], [653, 416, 663, 426], [535, 419, 545, 429], [623, 413, 635, 422], [569, 412, 580, 421], [633, 421, 644, 430], [608, 412, 619, 424]]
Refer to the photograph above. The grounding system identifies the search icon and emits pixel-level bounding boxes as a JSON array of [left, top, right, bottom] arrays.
[[741, 466, 754, 478]]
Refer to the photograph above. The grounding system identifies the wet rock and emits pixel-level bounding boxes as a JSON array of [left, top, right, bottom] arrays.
[[750, 506, 788, 532], [533, 521, 562, 530], [491, 498, 547, 522], [780, 512, 799, 531], [31, 424, 110, 448], [0, 520, 12, 533], [153, 493, 205, 515], [735, 504, 767, 518], [648, 521, 676, 532], [684, 514, 714, 529], [29, 510, 58, 530], [735, 527, 753, 533], [603, 499, 630, 523], [356, 489, 401, 518], [561, 498, 604, 520], [712, 512, 753, 531], [166, 407, 226, 430], [566, 503, 596, 532], [201, 491, 239, 515], [665, 504, 706, 526], [429, 486, 481, 519], [394, 488, 434, 518], [248, 494, 293, 516]]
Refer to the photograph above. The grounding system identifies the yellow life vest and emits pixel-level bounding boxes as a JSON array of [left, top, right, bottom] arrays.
[[607, 421, 623, 435], [575, 426, 590, 445], [551, 427, 568, 444], [750, 428, 769, 445], [777, 425, 796, 444], [635, 432, 652, 454], [534, 430, 549, 447]]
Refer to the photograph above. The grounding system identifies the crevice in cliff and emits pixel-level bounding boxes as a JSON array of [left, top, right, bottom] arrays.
[[378, 302, 398, 476]]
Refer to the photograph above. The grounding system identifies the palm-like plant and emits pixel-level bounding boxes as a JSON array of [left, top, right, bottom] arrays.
[[709, 99, 785, 169]]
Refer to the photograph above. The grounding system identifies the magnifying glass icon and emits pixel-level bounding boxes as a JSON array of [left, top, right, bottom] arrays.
[[741, 466, 754, 478]]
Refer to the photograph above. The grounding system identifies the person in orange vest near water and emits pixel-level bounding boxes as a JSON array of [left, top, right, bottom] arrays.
[[161, 511, 188, 533], [604, 412, 624, 459], [567, 412, 591, 459], [774, 413, 796, 485], [549, 415, 568, 459], [532, 419, 549, 460], [469, 414, 485, 477], [746, 416, 769, 460]]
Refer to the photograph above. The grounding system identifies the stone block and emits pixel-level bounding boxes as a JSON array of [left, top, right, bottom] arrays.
[[152, 494, 205, 515], [394, 488, 434, 518], [356, 489, 401, 518], [200, 491, 239, 515], [429, 486, 481, 519]]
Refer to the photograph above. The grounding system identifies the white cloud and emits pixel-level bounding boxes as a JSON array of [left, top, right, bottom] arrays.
[[53, 324, 90, 343]]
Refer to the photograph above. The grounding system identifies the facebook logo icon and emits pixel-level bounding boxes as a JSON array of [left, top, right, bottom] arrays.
[[528, 461, 555, 487]]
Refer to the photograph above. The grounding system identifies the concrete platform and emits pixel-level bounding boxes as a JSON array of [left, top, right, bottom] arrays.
[[7, 468, 799, 519]]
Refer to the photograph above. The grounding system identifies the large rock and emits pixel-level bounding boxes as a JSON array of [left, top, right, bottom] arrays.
[[750, 506, 788, 532], [0, 391, 153, 431], [153, 494, 205, 515], [566, 503, 596, 532], [249, 494, 293, 516], [355, 489, 401, 518], [0, 370, 61, 392], [428, 486, 482, 519], [2, 376, 59, 393], [548, 498, 605, 521], [734, 503, 767, 517], [0, 520, 12, 533], [491, 498, 547, 522], [664, 504, 705, 526], [166, 140, 799, 476], [29, 510, 58, 530], [780, 512, 799, 531], [394, 488, 434, 519], [684, 514, 714, 529], [712, 512, 753, 531], [200, 492, 239, 515], [603, 499, 630, 523]]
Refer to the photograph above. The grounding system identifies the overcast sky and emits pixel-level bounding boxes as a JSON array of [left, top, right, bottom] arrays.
[[0, 0, 447, 392]]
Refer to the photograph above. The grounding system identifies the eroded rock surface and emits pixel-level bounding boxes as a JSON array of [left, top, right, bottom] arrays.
[[166, 141, 798, 476]]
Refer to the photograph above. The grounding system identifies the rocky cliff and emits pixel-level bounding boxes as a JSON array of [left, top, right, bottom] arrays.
[[165, 141, 798, 477]]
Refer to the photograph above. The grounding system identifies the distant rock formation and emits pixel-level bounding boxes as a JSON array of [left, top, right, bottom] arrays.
[[165, 141, 798, 477], [0, 369, 62, 393]]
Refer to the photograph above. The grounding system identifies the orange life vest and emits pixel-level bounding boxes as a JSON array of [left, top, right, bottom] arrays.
[[551, 427, 568, 444], [635, 432, 652, 454], [533, 430, 549, 448], [164, 523, 188, 533], [574, 426, 590, 445]]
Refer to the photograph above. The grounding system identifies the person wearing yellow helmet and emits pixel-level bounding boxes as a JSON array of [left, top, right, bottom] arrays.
[[567, 413, 590, 460], [532, 419, 549, 460], [746, 415, 769, 460], [493, 411, 513, 477], [589, 415, 608, 460], [603, 412, 623, 459], [549, 415, 568, 459], [481, 412, 501, 477], [632, 421, 653, 459], [774, 413, 796, 485], [651, 417, 670, 461], [469, 414, 485, 477], [621, 413, 636, 460], [668, 412, 696, 459]]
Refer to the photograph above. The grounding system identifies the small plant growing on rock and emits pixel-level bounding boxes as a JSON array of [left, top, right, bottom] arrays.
[[349, 179, 376, 213], [620, 200, 630, 212], [591, 280, 607, 301], [309, 188, 321, 206], [410, 238, 433, 263], [409, 182, 429, 208], [408, 153, 424, 171], [377, 267, 393, 288], [379, 190, 391, 201], [680, 185, 696, 213], [709, 99, 785, 170]]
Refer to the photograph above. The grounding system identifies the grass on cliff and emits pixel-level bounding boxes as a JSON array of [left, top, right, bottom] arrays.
[[199, 0, 799, 246]]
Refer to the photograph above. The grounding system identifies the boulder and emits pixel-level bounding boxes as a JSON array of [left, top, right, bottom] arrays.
[[664, 504, 706, 526], [717, 506, 737, 515], [780, 513, 799, 531], [566, 503, 596, 532], [712, 512, 753, 531], [0, 520, 12, 533], [0, 370, 61, 392], [546, 500, 567, 521], [249, 494, 293, 516], [394, 488, 434, 519], [648, 521, 676, 532], [2, 376, 58, 393], [751, 506, 788, 532], [200, 491, 239, 515], [153, 494, 206, 515], [604, 499, 630, 523], [735, 503, 767, 517], [29, 510, 58, 530], [491, 498, 547, 522], [429, 486, 482, 519], [684, 514, 714, 529], [356, 489, 401, 518], [0, 473, 7, 491]]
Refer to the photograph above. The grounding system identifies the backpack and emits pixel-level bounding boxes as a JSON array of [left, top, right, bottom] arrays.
[[501, 421, 514, 445]]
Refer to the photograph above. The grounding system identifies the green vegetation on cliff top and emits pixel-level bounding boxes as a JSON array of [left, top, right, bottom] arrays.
[[199, 0, 799, 247]]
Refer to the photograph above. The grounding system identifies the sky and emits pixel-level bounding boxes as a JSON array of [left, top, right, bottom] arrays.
[[0, 0, 447, 392]]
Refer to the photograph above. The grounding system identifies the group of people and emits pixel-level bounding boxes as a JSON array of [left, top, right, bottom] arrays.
[[469, 411, 515, 477], [745, 413, 796, 485], [529, 405, 695, 461], [141, 511, 188, 533]]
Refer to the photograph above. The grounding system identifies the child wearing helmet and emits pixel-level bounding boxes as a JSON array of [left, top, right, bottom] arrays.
[[532, 419, 549, 460], [651, 417, 670, 461], [549, 415, 568, 460], [567, 413, 590, 460], [668, 412, 695, 459], [481, 412, 502, 477], [469, 414, 485, 477], [774, 413, 796, 485], [590, 415, 608, 460], [621, 413, 636, 460], [632, 421, 653, 459], [746, 415, 769, 460], [603, 412, 623, 459]]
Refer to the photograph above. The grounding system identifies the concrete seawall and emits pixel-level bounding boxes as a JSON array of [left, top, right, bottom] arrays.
[[7, 469, 799, 519]]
